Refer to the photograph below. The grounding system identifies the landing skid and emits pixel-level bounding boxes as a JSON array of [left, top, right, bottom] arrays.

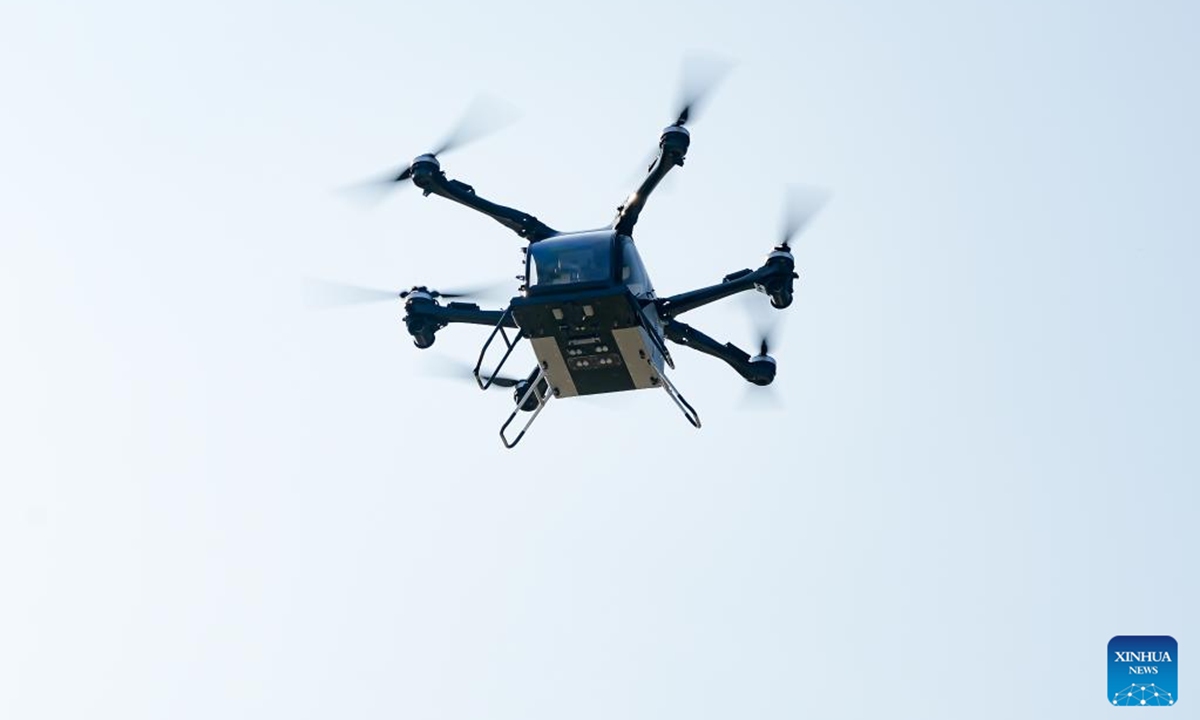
[[476, 305, 701, 448], [474, 308, 522, 391], [653, 362, 702, 429], [496, 362, 699, 449], [499, 365, 552, 449]]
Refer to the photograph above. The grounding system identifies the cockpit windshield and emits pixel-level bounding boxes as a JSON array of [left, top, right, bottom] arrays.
[[528, 232, 615, 290]]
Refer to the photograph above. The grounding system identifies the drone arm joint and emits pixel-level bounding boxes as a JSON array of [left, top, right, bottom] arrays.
[[415, 172, 558, 241], [657, 266, 768, 319], [663, 319, 773, 385], [417, 302, 517, 328], [612, 129, 689, 235], [657, 250, 797, 318]]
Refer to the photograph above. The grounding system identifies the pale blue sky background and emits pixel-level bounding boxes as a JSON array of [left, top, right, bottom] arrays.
[[2, 1, 1197, 718]]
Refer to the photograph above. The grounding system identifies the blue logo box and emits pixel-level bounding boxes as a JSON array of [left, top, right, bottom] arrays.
[[1109, 636, 1178, 707]]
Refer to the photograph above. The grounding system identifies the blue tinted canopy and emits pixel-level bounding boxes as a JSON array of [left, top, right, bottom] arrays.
[[528, 231, 616, 289]]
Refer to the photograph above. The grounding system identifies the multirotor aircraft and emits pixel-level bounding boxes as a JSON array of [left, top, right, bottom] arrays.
[[335, 68, 824, 448]]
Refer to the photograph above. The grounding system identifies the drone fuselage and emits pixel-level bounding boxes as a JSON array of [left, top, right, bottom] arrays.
[[512, 230, 668, 398], [379, 80, 816, 447]]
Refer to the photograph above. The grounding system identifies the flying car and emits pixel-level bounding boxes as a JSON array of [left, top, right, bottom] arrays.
[[335, 64, 824, 447]]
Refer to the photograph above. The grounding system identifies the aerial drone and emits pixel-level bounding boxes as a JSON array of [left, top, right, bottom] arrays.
[[333, 62, 825, 448]]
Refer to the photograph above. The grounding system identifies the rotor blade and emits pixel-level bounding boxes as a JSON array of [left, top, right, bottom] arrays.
[[431, 280, 514, 302], [738, 290, 785, 410], [741, 306, 784, 412], [335, 172, 410, 207], [345, 158, 413, 197], [343, 155, 418, 197], [303, 278, 398, 309], [481, 374, 522, 388], [673, 51, 734, 126], [431, 94, 520, 157], [739, 384, 784, 411], [412, 279, 516, 305], [421, 355, 523, 389], [740, 291, 783, 353], [344, 95, 519, 203], [780, 185, 830, 248]]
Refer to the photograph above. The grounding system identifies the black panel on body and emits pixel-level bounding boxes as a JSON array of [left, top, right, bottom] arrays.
[[510, 286, 646, 395]]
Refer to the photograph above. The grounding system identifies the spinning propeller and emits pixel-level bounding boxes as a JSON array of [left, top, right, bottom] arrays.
[[742, 305, 785, 409], [741, 186, 829, 406], [387, 95, 519, 186], [302, 278, 509, 309], [747, 292, 783, 367], [778, 184, 830, 250], [627, 53, 734, 178], [343, 96, 518, 201], [671, 51, 734, 128]]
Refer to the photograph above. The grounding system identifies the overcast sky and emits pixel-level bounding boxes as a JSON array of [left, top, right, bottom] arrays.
[[2, 1, 1198, 718]]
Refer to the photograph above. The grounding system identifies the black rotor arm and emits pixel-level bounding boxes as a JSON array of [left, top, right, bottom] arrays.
[[408, 156, 558, 241], [663, 319, 775, 386], [416, 301, 516, 327], [656, 248, 797, 319], [612, 126, 690, 236], [403, 295, 517, 348]]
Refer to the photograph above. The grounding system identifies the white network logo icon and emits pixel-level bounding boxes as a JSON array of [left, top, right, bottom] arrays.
[[1112, 683, 1174, 706]]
